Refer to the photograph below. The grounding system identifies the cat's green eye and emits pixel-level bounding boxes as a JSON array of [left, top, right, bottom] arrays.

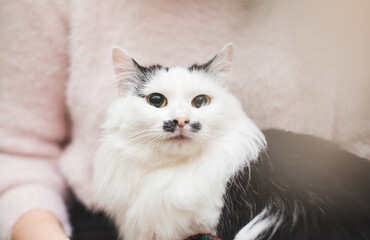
[[147, 93, 167, 108], [192, 94, 210, 108]]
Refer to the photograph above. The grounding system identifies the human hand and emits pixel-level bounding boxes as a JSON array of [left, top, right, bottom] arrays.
[[12, 209, 69, 240]]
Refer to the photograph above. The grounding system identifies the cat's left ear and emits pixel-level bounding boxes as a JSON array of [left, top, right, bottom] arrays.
[[204, 43, 233, 84], [112, 46, 144, 94]]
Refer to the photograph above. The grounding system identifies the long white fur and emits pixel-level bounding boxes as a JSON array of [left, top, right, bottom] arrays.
[[234, 209, 281, 240], [93, 44, 266, 240]]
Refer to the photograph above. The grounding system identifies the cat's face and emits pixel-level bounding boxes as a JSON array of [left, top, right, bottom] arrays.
[[110, 44, 239, 158]]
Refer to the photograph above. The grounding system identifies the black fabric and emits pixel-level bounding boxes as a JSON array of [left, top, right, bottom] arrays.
[[69, 199, 118, 240]]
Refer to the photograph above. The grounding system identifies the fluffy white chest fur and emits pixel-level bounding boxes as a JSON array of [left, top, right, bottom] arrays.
[[93, 44, 265, 240]]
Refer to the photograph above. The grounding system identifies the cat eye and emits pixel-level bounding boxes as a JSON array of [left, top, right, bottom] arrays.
[[192, 95, 210, 108], [147, 93, 167, 108]]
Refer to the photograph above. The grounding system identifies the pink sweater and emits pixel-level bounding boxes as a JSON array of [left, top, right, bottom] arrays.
[[1, 1, 369, 239]]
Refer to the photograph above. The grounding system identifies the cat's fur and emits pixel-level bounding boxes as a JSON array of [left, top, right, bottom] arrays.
[[93, 44, 370, 240]]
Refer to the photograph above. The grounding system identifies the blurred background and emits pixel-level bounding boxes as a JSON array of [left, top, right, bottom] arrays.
[[1, 0, 369, 159]]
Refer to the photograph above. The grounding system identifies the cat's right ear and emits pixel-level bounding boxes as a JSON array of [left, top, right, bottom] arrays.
[[112, 46, 141, 94], [192, 43, 233, 86], [207, 43, 233, 76]]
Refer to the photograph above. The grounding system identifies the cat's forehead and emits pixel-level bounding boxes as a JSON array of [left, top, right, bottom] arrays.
[[144, 67, 215, 95]]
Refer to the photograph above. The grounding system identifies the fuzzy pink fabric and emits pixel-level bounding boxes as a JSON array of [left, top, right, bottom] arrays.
[[1, 0, 369, 239]]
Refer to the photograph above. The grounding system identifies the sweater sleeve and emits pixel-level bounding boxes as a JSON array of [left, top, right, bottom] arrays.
[[0, 1, 71, 239]]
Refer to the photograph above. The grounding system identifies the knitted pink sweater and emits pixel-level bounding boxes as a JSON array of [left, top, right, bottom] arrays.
[[1, 1, 369, 239]]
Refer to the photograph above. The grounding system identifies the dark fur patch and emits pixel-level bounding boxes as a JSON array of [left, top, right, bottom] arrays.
[[190, 122, 202, 132], [217, 129, 370, 240], [133, 60, 168, 81], [132, 60, 169, 94], [188, 55, 216, 72], [163, 120, 177, 133]]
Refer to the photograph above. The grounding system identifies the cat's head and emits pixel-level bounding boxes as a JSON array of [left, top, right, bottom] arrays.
[[108, 44, 249, 159]]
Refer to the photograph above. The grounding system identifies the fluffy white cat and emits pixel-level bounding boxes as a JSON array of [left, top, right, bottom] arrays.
[[93, 44, 266, 240], [93, 44, 370, 240]]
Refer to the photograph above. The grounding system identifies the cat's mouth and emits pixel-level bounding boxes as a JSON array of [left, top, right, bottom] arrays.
[[167, 134, 191, 142]]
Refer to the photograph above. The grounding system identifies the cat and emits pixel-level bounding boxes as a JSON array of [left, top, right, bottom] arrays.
[[93, 43, 370, 240]]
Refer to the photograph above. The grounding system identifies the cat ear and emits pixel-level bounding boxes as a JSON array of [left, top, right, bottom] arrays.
[[112, 46, 143, 93], [208, 43, 233, 73], [204, 43, 233, 84]]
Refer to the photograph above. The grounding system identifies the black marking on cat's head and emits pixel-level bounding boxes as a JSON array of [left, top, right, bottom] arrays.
[[188, 55, 216, 72], [190, 122, 202, 132], [132, 60, 169, 97], [133, 60, 168, 80], [163, 120, 177, 133]]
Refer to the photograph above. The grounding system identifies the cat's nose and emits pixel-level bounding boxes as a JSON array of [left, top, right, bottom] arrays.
[[173, 118, 190, 128]]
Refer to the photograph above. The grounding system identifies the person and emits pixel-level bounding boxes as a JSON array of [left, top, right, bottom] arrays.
[[1, 1, 369, 240]]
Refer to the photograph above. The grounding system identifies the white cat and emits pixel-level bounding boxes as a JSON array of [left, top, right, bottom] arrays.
[[93, 44, 370, 240], [93, 44, 266, 240]]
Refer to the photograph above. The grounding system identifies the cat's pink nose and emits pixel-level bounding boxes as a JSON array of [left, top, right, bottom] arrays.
[[174, 118, 190, 128]]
